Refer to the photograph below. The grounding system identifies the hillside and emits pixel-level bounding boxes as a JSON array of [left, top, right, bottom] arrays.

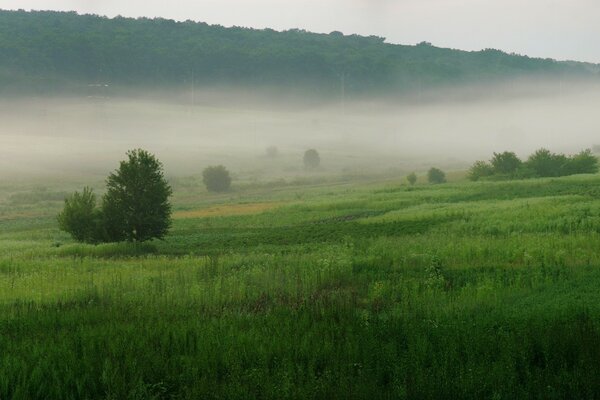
[[1, 9, 599, 96]]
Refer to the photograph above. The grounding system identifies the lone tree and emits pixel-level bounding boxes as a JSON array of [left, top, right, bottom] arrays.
[[203, 165, 232, 192], [102, 149, 172, 242], [407, 172, 417, 185], [428, 167, 446, 184], [303, 149, 320, 169], [57, 187, 102, 244]]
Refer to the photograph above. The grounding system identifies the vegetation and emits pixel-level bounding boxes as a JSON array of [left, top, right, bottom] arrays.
[[58, 149, 172, 243], [467, 160, 494, 181], [303, 149, 321, 169], [57, 187, 102, 243], [491, 151, 522, 175], [0, 10, 599, 96], [427, 167, 446, 184], [202, 165, 232, 192], [470, 148, 598, 181], [6, 173, 600, 398], [6, 172, 600, 398], [102, 149, 172, 242], [406, 172, 417, 185], [265, 146, 279, 158]]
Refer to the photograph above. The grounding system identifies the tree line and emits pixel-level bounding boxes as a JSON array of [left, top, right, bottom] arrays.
[[1, 10, 598, 96], [468, 149, 599, 181]]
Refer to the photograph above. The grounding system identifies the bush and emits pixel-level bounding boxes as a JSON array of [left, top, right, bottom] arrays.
[[57, 187, 103, 244], [468, 161, 494, 181], [203, 165, 232, 192], [407, 172, 417, 185], [526, 148, 567, 177], [562, 149, 599, 175], [303, 149, 320, 169], [491, 151, 522, 175], [428, 168, 446, 184], [102, 149, 173, 242]]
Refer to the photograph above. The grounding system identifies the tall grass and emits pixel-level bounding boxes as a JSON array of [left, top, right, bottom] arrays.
[[3, 174, 600, 398]]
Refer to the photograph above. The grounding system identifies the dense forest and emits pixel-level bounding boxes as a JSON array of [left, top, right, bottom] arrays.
[[1, 9, 599, 96]]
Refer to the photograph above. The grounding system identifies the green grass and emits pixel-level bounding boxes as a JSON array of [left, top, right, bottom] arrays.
[[3, 174, 600, 398]]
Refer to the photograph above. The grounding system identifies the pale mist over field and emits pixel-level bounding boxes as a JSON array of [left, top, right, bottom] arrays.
[[1, 80, 600, 181]]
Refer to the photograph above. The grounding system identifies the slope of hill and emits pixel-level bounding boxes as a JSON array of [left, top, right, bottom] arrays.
[[0, 9, 599, 96]]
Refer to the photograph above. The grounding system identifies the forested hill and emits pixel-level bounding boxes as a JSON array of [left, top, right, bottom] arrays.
[[1, 9, 599, 96]]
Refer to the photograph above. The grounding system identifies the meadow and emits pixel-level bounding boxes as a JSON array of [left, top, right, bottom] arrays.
[[3, 172, 600, 399]]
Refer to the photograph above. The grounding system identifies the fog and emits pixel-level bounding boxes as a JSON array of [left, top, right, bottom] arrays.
[[2, 80, 600, 183]]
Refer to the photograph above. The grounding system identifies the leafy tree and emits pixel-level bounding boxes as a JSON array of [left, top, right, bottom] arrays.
[[428, 168, 446, 184], [57, 187, 102, 243], [562, 149, 599, 175], [468, 161, 494, 181], [203, 165, 232, 192], [303, 149, 321, 169], [407, 172, 417, 185], [526, 148, 567, 177], [102, 149, 172, 242], [491, 152, 522, 175]]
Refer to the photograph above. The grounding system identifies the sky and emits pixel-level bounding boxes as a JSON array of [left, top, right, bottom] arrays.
[[1, 0, 599, 63]]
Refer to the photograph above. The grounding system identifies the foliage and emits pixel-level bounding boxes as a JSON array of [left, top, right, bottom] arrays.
[[9, 174, 600, 398], [427, 167, 446, 184], [491, 151, 522, 175], [303, 149, 321, 169], [473, 148, 598, 181], [102, 149, 173, 242], [57, 187, 102, 243], [467, 161, 494, 181], [562, 149, 599, 175], [0, 10, 597, 96], [407, 172, 417, 185], [526, 148, 567, 177], [203, 165, 232, 192]]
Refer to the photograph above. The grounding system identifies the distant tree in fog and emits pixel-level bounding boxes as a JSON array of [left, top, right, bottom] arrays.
[[303, 149, 320, 169], [468, 161, 494, 181], [407, 172, 417, 185], [491, 151, 522, 175], [203, 165, 232, 192], [266, 146, 279, 158], [428, 168, 446, 184], [561, 149, 598, 175]]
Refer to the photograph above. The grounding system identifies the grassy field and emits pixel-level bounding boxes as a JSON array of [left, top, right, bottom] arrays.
[[3, 172, 600, 399]]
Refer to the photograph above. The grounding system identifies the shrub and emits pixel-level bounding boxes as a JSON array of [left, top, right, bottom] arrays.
[[407, 172, 417, 185], [468, 161, 494, 181], [203, 165, 232, 192], [428, 168, 446, 184], [303, 149, 320, 169], [526, 148, 567, 177], [102, 149, 173, 242], [491, 151, 522, 175], [57, 187, 103, 244]]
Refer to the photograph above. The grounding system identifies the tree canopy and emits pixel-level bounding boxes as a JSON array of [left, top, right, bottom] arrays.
[[103, 149, 173, 242], [1, 10, 598, 96]]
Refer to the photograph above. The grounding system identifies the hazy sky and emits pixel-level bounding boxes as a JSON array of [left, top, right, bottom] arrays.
[[1, 0, 599, 63]]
